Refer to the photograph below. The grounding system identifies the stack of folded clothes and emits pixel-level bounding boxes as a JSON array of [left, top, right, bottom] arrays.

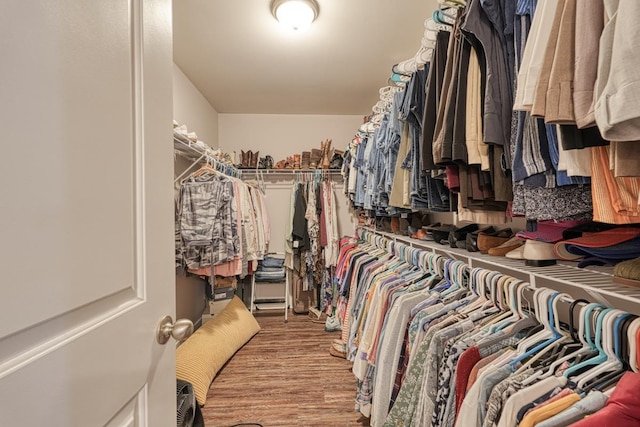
[[254, 256, 286, 282]]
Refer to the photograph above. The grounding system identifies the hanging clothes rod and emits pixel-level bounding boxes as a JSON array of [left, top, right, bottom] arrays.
[[240, 169, 343, 175], [357, 226, 640, 309]]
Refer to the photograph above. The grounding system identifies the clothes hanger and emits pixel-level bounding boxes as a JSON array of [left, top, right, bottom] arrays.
[[628, 317, 640, 372], [459, 269, 493, 314], [563, 305, 610, 378], [534, 301, 600, 380], [475, 274, 516, 328], [508, 289, 558, 370], [478, 281, 540, 351], [432, 9, 454, 27], [534, 298, 589, 366], [580, 312, 635, 393], [515, 291, 572, 375], [575, 309, 625, 391], [438, 0, 466, 6], [488, 278, 531, 333]]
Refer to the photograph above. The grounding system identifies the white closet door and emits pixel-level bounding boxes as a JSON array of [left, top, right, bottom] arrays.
[[0, 0, 176, 425]]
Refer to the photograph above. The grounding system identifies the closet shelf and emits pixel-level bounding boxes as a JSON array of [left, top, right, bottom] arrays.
[[173, 137, 241, 181], [358, 226, 640, 309]]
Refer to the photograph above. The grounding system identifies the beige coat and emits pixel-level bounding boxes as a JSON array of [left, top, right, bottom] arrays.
[[595, 0, 640, 142], [531, 0, 565, 118], [465, 47, 490, 171], [573, 0, 604, 128], [545, 0, 577, 124], [513, 0, 560, 111]]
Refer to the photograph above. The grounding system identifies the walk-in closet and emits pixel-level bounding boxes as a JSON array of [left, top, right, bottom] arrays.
[[3, 0, 640, 426]]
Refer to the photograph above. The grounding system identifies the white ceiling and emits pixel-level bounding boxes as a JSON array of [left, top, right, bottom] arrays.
[[172, 0, 439, 115]]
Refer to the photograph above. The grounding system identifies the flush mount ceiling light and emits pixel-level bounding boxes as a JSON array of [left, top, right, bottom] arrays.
[[271, 0, 319, 31]]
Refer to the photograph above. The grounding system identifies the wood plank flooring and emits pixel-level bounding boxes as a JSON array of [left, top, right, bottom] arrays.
[[202, 311, 370, 427]]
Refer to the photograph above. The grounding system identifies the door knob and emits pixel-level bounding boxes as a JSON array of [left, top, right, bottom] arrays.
[[156, 315, 194, 344]]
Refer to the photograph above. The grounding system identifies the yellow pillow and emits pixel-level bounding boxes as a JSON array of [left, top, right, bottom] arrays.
[[176, 296, 260, 406]]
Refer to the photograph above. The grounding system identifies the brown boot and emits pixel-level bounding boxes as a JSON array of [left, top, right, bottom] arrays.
[[250, 151, 259, 168], [247, 150, 254, 168], [241, 150, 249, 168], [310, 149, 322, 169], [321, 139, 332, 169], [293, 154, 301, 169], [301, 151, 311, 169]]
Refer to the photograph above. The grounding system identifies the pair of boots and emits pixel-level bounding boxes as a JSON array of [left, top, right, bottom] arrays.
[[240, 150, 259, 168], [274, 155, 302, 169], [275, 156, 294, 169]]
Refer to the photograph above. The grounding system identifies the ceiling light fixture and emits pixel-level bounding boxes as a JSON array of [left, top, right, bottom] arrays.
[[271, 0, 319, 31]]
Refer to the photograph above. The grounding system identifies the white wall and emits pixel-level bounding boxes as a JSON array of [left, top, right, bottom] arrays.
[[218, 113, 362, 162], [219, 114, 362, 251], [172, 63, 219, 147], [172, 63, 219, 324]]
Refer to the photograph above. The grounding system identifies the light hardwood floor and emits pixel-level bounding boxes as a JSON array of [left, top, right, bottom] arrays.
[[202, 311, 370, 427]]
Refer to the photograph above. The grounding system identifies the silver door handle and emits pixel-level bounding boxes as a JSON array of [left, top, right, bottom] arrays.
[[156, 315, 194, 344]]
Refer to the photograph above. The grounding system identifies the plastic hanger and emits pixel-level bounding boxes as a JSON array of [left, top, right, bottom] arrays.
[[509, 289, 559, 370], [513, 289, 552, 348], [628, 317, 640, 373], [515, 292, 571, 375], [575, 309, 625, 390], [569, 299, 590, 342], [432, 9, 454, 27], [563, 305, 610, 378], [532, 299, 591, 378], [581, 313, 635, 393], [460, 269, 496, 315], [478, 275, 517, 330], [487, 278, 527, 332]]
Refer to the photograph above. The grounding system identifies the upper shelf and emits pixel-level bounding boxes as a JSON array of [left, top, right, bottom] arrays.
[[358, 226, 640, 312], [240, 168, 343, 174], [173, 136, 242, 179]]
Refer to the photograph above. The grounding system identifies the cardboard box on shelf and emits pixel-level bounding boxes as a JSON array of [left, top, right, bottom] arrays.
[[213, 286, 235, 301], [214, 276, 237, 289]]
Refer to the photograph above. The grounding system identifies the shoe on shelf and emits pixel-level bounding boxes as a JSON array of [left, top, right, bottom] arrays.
[[284, 156, 294, 169], [448, 223, 479, 250], [477, 228, 514, 254], [301, 151, 311, 169], [390, 217, 400, 235], [411, 229, 429, 240], [488, 236, 524, 256], [505, 244, 526, 260], [310, 148, 322, 169], [241, 150, 250, 168], [399, 217, 410, 236], [522, 239, 557, 267], [466, 226, 496, 252], [329, 152, 343, 169], [250, 151, 259, 168]]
